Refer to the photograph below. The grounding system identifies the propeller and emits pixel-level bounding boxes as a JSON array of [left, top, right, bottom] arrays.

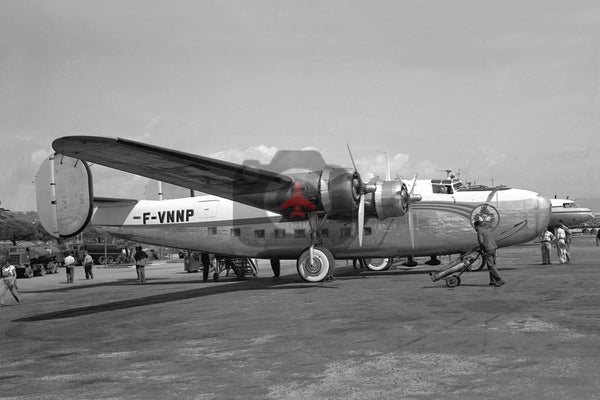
[[347, 145, 376, 246], [407, 174, 419, 249]]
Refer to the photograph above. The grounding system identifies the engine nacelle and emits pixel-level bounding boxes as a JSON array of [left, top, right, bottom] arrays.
[[373, 180, 409, 219], [318, 166, 410, 220], [318, 167, 358, 218]]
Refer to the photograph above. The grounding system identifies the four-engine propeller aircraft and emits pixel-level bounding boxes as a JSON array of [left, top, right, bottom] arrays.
[[35, 136, 551, 283]]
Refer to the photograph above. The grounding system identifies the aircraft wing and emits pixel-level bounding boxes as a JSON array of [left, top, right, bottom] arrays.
[[53, 136, 295, 209]]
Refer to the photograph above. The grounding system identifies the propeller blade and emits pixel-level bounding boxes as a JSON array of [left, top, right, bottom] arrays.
[[347, 143, 359, 173], [358, 194, 365, 246], [408, 205, 415, 249], [408, 173, 418, 249]]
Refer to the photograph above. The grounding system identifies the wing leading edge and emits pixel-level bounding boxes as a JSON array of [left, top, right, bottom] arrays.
[[53, 136, 296, 211]]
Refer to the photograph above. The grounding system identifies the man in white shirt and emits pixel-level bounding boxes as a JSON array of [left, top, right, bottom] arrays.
[[64, 252, 76, 283], [540, 228, 555, 265], [555, 226, 568, 264], [1, 256, 21, 305]]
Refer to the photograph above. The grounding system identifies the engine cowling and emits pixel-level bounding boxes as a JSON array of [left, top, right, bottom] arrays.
[[373, 180, 410, 219], [318, 166, 410, 220]]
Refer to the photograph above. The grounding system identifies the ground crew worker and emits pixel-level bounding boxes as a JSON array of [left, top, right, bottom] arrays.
[[540, 228, 555, 265], [83, 250, 94, 279], [64, 251, 76, 283], [558, 220, 572, 262], [474, 220, 505, 287], [201, 253, 210, 282], [133, 246, 148, 283], [270, 259, 280, 278], [1, 257, 21, 305], [555, 225, 568, 264]]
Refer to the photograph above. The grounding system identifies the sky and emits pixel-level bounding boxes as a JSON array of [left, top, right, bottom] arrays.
[[1, 0, 599, 211]]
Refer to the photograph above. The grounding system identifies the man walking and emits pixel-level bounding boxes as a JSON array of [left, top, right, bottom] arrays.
[[64, 251, 76, 283], [474, 220, 505, 287], [83, 250, 94, 279]]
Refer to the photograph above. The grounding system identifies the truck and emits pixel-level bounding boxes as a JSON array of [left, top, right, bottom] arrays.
[[65, 243, 128, 265], [8, 244, 64, 278]]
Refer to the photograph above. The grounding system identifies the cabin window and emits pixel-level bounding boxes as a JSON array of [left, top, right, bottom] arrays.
[[254, 229, 265, 239], [340, 227, 352, 238], [230, 228, 241, 237], [274, 229, 286, 239], [208, 227, 217, 235], [294, 229, 306, 238]]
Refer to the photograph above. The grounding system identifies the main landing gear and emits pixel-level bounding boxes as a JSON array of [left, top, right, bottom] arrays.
[[296, 246, 335, 283], [296, 213, 335, 283]]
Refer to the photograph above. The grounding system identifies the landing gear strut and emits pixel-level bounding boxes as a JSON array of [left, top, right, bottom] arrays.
[[296, 213, 335, 283]]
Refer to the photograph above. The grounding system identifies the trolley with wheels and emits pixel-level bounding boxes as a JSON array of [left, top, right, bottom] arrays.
[[429, 249, 481, 288]]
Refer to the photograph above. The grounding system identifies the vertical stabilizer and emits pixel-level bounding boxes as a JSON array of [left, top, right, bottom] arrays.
[[35, 154, 93, 238]]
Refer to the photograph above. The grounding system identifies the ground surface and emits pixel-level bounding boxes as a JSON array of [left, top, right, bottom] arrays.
[[1, 236, 599, 399]]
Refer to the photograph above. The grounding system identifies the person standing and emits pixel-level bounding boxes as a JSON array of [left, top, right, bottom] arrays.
[[596, 228, 600, 246], [540, 228, 555, 265], [555, 225, 568, 264], [1, 257, 21, 305], [133, 246, 148, 283], [270, 259, 280, 278], [64, 252, 76, 283], [558, 220, 572, 262], [201, 253, 211, 282], [83, 250, 94, 279], [474, 221, 505, 287]]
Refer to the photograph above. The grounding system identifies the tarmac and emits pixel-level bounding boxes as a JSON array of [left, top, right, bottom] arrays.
[[1, 236, 599, 400]]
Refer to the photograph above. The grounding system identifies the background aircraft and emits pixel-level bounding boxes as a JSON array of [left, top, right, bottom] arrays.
[[35, 136, 551, 282], [548, 198, 593, 227]]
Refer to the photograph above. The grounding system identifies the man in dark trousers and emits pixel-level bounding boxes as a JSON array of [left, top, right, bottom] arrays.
[[270, 259, 280, 278], [474, 220, 505, 287], [201, 253, 211, 282]]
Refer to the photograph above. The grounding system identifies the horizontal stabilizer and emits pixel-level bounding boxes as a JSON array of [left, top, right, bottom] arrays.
[[35, 154, 93, 238]]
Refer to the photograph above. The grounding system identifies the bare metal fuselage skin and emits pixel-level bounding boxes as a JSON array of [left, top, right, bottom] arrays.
[[91, 188, 551, 259]]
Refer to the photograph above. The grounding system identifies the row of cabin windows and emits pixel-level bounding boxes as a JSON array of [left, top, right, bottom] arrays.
[[216, 227, 373, 239]]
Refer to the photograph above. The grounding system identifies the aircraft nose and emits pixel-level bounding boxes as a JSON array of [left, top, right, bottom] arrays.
[[537, 195, 552, 232]]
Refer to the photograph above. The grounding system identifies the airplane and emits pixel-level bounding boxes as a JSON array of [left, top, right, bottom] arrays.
[[548, 198, 594, 227], [34, 136, 552, 283]]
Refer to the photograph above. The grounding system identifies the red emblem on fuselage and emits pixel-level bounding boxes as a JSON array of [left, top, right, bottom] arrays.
[[280, 181, 316, 217]]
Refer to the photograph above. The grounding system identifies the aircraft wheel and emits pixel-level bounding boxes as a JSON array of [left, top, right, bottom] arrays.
[[297, 247, 335, 283], [360, 257, 392, 271], [445, 276, 460, 288], [213, 272, 219, 281]]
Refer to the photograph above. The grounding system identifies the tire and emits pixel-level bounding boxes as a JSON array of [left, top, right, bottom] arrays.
[[446, 275, 460, 288], [296, 247, 335, 283], [360, 257, 393, 271]]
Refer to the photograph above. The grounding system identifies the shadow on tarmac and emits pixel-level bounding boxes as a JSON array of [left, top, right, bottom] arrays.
[[14, 265, 515, 323]]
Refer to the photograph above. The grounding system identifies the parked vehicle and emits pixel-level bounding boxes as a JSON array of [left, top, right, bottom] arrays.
[[8, 244, 64, 278], [65, 243, 127, 265]]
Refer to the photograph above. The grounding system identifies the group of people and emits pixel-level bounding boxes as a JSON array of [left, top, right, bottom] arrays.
[[540, 220, 572, 265]]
